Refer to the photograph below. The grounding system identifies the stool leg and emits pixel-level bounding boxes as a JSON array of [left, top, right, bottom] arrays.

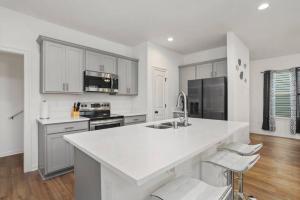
[[239, 173, 243, 194], [231, 171, 234, 200]]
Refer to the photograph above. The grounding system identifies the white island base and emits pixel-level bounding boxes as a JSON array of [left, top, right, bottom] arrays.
[[65, 118, 249, 200]]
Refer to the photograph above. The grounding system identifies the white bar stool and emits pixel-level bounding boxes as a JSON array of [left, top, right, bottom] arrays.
[[204, 151, 260, 200], [218, 143, 263, 156], [150, 176, 232, 200]]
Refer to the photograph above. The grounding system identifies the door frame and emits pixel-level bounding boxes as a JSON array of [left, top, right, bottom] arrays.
[[0, 44, 33, 172], [151, 66, 167, 121]]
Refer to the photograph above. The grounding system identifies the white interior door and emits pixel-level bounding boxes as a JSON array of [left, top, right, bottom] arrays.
[[152, 67, 167, 121]]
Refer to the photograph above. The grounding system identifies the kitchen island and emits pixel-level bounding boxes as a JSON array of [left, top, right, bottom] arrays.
[[64, 118, 249, 200]]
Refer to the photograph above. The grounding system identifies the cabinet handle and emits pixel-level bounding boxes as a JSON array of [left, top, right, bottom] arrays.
[[62, 83, 65, 91], [64, 127, 74, 130], [128, 88, 130, 94], [66, 83, 69, 91]]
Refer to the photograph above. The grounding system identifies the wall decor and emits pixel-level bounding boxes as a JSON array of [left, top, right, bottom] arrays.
[[238, 59, 242, 66]]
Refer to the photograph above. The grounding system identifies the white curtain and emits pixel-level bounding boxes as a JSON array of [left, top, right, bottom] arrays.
[[269, 71, 276, 132], [289, 68, 297, 135]]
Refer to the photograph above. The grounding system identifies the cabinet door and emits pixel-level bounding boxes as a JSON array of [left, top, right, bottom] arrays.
[[86, 51, 116, 74], [213, 60, 227, 77], [86, 51, 103, 72], [128, 60, 138, 95], [46, 133, 72, 173], [43, 41, 66, 92], [102, 54, 117, 74], [65, 47, 84, 93], [179, 66, 196, 95], [117, 58, 129, 95], [196, 63, 213, 79]]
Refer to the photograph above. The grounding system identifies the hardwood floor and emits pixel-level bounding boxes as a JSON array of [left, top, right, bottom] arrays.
[[0, 133, 299, 200], [0, 154, 74, 200], [244, 133, 300, 200]]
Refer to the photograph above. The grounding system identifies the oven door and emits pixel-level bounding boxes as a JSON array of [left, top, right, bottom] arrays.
[[89, 118, 124, 131], [84, 71, 112, 93]]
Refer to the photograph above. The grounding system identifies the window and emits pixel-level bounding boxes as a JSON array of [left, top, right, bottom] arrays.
[[274, 71, 291, 118]]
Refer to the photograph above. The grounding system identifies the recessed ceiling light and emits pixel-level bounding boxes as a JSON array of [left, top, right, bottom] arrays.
[[167, 37, 174, 42], [258, 3, 270, 10]]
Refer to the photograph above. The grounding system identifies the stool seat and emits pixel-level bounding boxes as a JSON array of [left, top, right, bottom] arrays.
[[204, 151, 260, 172], [218, 143, 263, 156], [151, 176, 231, 200]]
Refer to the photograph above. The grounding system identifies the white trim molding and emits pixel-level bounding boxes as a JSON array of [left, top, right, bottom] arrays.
[[0, 44, 33, 172]]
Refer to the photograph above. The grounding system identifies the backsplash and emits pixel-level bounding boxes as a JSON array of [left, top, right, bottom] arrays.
[[41, 93, 138, 118]]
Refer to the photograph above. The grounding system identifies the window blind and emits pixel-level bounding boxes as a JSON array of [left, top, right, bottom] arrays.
[[274, 71, 291, 118]]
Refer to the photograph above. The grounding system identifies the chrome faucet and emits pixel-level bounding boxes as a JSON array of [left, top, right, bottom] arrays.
[[176, 91, 188, 126]]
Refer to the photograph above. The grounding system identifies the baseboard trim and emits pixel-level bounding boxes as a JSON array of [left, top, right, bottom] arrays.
[[251, 132, 300, 140], [0, 150, 23, 158]]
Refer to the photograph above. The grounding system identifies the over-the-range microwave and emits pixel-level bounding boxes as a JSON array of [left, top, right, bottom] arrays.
[[84, 70, 118, 94]]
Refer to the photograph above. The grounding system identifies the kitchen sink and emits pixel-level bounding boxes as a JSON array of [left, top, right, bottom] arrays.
[[161, 122, 192, 127], [146, 124, 172, 129], [146, 121, 192, 129]]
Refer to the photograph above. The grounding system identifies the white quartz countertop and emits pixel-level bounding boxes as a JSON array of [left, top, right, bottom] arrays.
[[37, 116, 89, 125], [64, 118, 248, 185]]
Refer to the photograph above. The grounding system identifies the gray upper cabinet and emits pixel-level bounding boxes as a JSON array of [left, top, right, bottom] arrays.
[[41, 40, 84, 94], [196, 63, 213, 79], [66, 47, 84, 93], [43, 41, 66, 93], [179, 65, 196, 95], [213, 60, 227, 77], [179, 59, 227, 95], [117, 58, 138, 95], [85, 51, 117, 74]]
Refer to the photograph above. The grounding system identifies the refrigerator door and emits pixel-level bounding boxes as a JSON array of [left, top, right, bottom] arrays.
[[203, 77, 227, 120], [188, 79, 202, 118]]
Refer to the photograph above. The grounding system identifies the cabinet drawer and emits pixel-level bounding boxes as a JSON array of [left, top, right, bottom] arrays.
[[46, 121, 89, 134], [124, 115, 146, 125]]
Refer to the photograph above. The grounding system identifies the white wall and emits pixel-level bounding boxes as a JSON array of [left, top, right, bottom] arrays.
[[0, 6, 144, 171], [0, 51, 24, 157], [132, 42, 148, 113], [183, 46, 227, 65], [146, 42, 184, 120], [250, 53, 300, 139], [227, 32, 250, 126]]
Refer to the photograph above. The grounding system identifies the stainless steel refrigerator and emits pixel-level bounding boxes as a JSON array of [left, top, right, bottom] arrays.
[[188, 77, 227, 120]]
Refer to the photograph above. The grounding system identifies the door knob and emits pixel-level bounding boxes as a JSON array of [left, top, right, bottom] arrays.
[[155, 111, 159, 114]]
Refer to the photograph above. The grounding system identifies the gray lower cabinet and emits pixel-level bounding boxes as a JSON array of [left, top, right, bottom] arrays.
[[124, 115, 146, 125], [38, 121, 89, 179], [86, 50, 117, 74], [46, 132, 74, 173], [40, 40, 84, 94], [117, 58, 138, 95]]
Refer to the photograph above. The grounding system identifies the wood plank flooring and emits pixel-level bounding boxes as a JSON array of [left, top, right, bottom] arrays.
[[0, 133, 299, 200], [244, 134, 300, 200]]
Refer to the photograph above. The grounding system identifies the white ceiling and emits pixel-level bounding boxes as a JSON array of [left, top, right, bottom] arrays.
[[0, 0, 299, 59]]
